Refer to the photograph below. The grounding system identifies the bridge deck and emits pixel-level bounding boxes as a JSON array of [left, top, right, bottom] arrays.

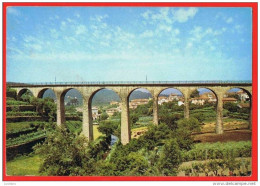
[[8, 81, 252, 87]]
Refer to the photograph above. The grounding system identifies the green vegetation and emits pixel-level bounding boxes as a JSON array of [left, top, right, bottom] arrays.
[[7, 111, 39, 117], [7, 100, 29, 105], [182, 141, 251, 162], [6, 87, 252, 176], [7, 130, 47, 147], [6, 154, 43, 176], [6, 122, 47, 134], [34, 118, 201, 176]]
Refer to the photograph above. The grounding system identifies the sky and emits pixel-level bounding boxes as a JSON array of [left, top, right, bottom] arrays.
[[6, 6, 252, 83]]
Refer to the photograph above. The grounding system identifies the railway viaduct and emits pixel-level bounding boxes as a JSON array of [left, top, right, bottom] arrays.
[[10, 81, 252, 145]]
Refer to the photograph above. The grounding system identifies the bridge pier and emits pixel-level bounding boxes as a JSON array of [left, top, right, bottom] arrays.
[[215, 92, 224, 134], [56, 91, 66, 127], [120, 95, 131, 145], [181, 89, 191, 119], [184, 95, 190, 119], [153, 93, 159, 125], [82, 97, 93, 141]]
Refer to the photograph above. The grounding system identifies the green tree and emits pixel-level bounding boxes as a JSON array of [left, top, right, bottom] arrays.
[[98, 120, 119, 137], [130, 113, 139, 126], [190, 89, 200, 98], [100, 112, 109, 120], [224, 102, 238, 113], [34, 126, 96, 176], [158, 138, 182, 176], [175, 118, 201, 150]]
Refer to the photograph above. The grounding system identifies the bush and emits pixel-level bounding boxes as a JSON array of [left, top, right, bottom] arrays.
[[182, 141, 251, 161], [158, 139, 182, 176], [34, 126, 96, 176]]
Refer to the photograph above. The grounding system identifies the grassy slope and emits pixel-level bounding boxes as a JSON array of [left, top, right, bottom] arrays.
[[6, 155, 43, 176], [6, 125, 102, 176]]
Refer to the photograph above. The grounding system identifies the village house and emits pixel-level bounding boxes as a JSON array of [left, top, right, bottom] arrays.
[[106, 107, 120, 116], [158, 96, 169, 105], [178, 99, 184, 106], [129, 99, 149, 109], [191, 97, 208, 105], [237, 90, 250, 102], [92, 107, 100, 120], [200, 92, 217, 102], [168, 93, 180, 101], [222, 97, 238, 103], [110, 101, 119, 106]]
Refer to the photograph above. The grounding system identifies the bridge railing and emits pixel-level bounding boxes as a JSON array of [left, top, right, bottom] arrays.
[[9, 80, 252, 86]]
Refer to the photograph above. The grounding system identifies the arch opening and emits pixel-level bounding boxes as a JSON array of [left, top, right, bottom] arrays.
[[223, 88, 252, 132], [89, 88, 121, 142], [158, 88, 184, 130], [61, 88, 83, 133], [17, 89, 33, 102], [38, 88, 56, 100], [128, 88, 153, 139], [189, 88, 217, 134]]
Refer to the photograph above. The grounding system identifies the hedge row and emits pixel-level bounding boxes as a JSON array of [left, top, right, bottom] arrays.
[[182, 141, 251, 161]]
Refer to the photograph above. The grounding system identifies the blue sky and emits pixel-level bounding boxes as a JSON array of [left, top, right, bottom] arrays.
[[6, 7, 252, 82]]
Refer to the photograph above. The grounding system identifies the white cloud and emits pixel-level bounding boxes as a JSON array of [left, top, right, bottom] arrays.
[[7, 7, 20, 16], [75, 25, 87, 35], [140, 30, 154, 38], [7, 47, 24, 55], [50, 29, 59, 38], [226, 17, 233, 23], [141, 10, 152, 19], [24, 43, 42, 52], [75, 13, 80, 18], [158, 24, 172, 32], [172, 8, 198, 23], [90, 14, 108, 22]]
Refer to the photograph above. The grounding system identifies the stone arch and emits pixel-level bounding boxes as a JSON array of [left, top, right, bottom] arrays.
[[189, 87, 218, 133], [17, 88, 34, 100], [127, 88, 153, 138], [56, 87, 84, 127], [88, 87, 120, 104], [37, 88, 56, 100], [224, 87, 252, 130], [127, 87, 152, 108], [157, 87, 185, 124], [190, 87, 219, 104], [225, 87, 252, 101], [157, 87, 185, 99], [87, 88, 121, 140]]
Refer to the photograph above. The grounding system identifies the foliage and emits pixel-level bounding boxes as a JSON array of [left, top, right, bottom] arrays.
[[98, 120, 120, 137], [6, 122, 47, 134], [7, 111, 39, 117], [190, 90, 200, 98], [7, 130, 47, 147], [158, 139, 182, 176], [65, 105, 77, 113], [34, 126, 96, 176], [182, 141, 251, 162], [224, 102, 238, 113], [100, 112, 109, 121], [30, 97, 56, 122], [7, 100, 29, 105], [175, 118, 201, 150], [130, 113, 139, 126]]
